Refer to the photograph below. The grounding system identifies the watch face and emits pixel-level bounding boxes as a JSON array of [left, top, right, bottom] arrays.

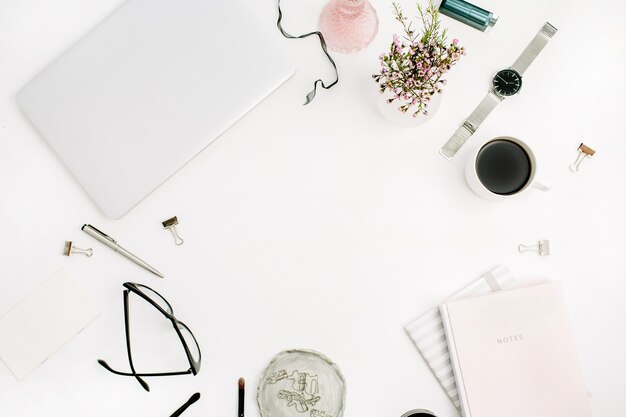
[[492, 69, 522, 97]]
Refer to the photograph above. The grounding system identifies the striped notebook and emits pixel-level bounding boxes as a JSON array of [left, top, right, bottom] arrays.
[[404, 266, 515, 410]]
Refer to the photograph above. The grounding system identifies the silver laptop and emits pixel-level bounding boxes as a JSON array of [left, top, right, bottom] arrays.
[[17, 0, 294, 219]]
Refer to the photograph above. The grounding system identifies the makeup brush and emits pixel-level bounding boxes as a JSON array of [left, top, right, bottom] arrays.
[[238, 377, 245, 417]]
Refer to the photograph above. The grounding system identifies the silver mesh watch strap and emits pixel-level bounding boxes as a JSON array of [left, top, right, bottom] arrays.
[[439, 22, 557, 159], [439, 92, 502, 159], [511, 22, 558, 75]]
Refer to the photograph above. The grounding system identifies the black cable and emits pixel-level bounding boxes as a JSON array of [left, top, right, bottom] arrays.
[[276, 0, 339, 104]]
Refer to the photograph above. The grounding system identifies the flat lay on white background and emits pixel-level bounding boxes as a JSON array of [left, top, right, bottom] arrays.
[[1, 0, 625, 416]]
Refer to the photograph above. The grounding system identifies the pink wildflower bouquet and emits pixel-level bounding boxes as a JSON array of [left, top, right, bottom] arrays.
[[372, 1, 466, 117]]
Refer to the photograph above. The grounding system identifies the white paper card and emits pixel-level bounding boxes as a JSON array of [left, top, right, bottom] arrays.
[[0, 269, 100, 381]]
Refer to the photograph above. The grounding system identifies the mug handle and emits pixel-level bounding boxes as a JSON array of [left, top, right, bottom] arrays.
[[532, 179, 551, 192]]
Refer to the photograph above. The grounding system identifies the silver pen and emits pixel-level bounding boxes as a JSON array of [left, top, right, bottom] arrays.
[[81, 224, 164, 278]]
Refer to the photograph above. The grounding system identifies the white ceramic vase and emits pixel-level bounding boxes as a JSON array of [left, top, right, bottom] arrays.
[[377, 91, 442, 127]]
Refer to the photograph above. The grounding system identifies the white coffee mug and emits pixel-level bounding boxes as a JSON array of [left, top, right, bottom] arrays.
[[465, 136, 550, 201]]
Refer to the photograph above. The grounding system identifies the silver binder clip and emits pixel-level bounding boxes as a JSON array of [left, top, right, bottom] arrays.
[[569, 143, 595, 172], [518, 240, 550, 256], [63, 241, 93, 257], [162, 216, 184, 245]]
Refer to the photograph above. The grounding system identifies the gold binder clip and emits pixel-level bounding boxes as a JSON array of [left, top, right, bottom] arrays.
[[162, 216, 184, 245], [518, 240, 550, 256], [569, 143, 595, 173], [63, 241, 93, 257]]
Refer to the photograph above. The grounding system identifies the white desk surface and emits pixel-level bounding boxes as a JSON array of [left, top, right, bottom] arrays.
[[1, 0, 625, 416]]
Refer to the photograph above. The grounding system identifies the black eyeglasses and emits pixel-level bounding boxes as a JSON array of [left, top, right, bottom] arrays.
[[97, 282, 201, 391]]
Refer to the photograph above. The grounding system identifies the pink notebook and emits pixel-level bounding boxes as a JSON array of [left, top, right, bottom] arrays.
[[440, 282, 592, 417]]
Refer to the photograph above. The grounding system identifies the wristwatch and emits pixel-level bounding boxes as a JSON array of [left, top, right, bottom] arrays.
[[439, 22, 558, 159]]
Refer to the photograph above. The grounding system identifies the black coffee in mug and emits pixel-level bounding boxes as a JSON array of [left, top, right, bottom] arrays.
[[475, 139, 532, 195]]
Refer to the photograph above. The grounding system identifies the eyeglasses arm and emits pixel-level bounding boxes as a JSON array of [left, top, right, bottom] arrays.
[[98, 359, 192, 377], [170, 392, 201, 417]]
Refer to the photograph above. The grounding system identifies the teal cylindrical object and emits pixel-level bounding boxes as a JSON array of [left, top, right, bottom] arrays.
[[439, 0, 498, 32]]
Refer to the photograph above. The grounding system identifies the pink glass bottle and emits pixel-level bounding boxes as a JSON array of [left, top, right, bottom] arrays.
[[318, 0, 379, 53]]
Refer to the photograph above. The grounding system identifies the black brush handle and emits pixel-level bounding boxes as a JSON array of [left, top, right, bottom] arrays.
[[238, 387, 244, 417]]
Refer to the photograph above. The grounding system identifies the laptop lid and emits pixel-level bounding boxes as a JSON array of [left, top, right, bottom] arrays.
[[17, 0, 294, 218]]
